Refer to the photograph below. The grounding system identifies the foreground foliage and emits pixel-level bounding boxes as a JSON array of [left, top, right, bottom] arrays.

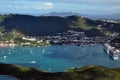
[[0, 63, 120, 80]]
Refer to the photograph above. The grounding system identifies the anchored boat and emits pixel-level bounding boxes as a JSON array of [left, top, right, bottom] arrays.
[[104, 43, 119, 60]]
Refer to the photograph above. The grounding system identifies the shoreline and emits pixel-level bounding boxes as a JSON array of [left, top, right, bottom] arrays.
[[0, 43, 104, 48], [0, 75, 19, 80]]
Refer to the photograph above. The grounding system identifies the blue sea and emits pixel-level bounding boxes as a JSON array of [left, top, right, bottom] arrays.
[[0, 44, 120, 72], [0, 75, 17, 80]]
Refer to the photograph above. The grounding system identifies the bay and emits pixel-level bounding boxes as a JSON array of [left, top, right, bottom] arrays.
[[0, 75, 17, 80], [0, 45, 119, 72]]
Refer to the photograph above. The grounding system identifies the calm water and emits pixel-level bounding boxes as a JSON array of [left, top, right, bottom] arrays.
[[0, 75, 17, 80], [0, 45, 120, 72]]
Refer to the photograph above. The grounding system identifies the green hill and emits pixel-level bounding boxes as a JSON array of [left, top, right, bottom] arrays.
[[0, 63, 120, 80], [0, 14, 120, 37]]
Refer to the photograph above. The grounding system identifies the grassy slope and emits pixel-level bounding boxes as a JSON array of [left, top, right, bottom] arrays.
[[0, 14, 12, 23], [0, 63, 120, 80], [0, 29, 24, 41], [0, 14, 120, 37], [69, 16, 93, 30]]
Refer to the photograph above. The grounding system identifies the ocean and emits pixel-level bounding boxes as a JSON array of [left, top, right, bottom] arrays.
[[0, 44, 120, 72]]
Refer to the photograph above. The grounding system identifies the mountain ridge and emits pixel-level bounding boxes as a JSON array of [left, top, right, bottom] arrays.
[[0, 14, 120, 37], [41, 12, 120, 19]]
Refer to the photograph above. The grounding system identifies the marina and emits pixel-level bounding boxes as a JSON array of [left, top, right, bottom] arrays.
[[0, 45, 120, 72]]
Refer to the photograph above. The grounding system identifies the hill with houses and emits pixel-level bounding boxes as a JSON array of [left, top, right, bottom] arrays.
[[0, 14, 120, 37]]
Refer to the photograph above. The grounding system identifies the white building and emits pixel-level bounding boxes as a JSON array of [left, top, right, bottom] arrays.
[[22, 37, 36, 41]]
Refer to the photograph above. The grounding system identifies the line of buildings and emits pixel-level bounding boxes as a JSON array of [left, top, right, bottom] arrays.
[[0, 30, 119, 47], [21, 30, 107, 45]]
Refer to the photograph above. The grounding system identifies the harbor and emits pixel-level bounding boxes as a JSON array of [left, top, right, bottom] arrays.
[[0, 45, 120, 72]]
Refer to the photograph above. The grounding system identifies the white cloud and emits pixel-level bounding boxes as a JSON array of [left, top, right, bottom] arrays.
[[7, 5, 13, 8], [6, 2, 54, 10], [43, 2, 54, 9], [23, 6, 29, 9], [31, 2, 54, 10], [38, 0, 120, 6], [104, 5, 120, 12], [32, 5, 42, 10], [7, 5, 20, 9]]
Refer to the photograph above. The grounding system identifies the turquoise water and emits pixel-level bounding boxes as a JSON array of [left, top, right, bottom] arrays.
[[0, 45, 120, 72], [0, 75, 17, 80]]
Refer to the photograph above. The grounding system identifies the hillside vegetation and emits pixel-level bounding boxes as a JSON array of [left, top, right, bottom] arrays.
[[0, 14, 12, 23], [1, 63, 120, 80], [0, 14, 120, 37]]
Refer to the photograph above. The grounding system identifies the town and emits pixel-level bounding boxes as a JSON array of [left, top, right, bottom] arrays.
[[1, 29, 120, 60]]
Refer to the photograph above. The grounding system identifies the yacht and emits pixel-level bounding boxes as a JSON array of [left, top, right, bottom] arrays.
[[104, 43, 110, 54], [104, 43, 119, 60], [109, 48, 119, 60]]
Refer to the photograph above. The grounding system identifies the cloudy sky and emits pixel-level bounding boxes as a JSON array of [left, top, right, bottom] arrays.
[[0, 0, 120, 15]]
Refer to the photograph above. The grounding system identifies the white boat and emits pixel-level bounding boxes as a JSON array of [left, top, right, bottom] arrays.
[[113, 55, 119, 60], [104, 43, 119, 60], [104, 44, 110, 54], [30, 49, 33, 53], [42, 49, 45, 53], [29, 61, 36, 64], [3, 56, 7, 59], [109, 49, 119, 60]]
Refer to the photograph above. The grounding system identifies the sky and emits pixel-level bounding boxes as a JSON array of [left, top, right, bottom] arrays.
[[0, 0, 120, 15]]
